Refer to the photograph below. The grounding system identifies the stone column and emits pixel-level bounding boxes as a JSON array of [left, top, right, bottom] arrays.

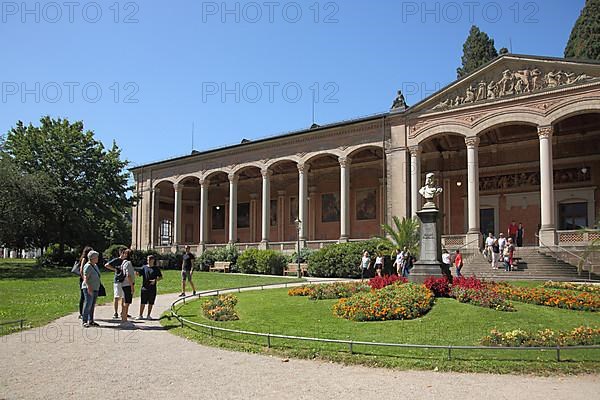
[[308, 186, 318, 241], [150, 187, 160, 248], [228, 173, 238, 244], [173, 183, 183, 246], [538, 126, 556, 245], [409, 145, 422, 218], [277, 190, 286, 242], [199, 180, 208, 250], [261, 169, 272, 247], [339, 156, 351, 242], [298, 163, 309, 243], [465, 137, 481, 249], [250, 193, 258, 243]]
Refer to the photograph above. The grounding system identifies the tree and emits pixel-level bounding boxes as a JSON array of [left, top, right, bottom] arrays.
[[457, 25, 499, 78], [0, 157, 54, 249], [565, 0, 600, 60], [380, 216, 420, 256], [2, 117, 133, 253]]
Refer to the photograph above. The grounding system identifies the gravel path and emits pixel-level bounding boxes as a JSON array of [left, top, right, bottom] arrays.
[[1, 286, 599, 400]]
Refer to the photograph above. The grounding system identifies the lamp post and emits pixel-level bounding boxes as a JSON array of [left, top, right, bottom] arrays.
[[294, 218, 302, 278]]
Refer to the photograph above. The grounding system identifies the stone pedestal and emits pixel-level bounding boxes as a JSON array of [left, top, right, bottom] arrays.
[[409, 206, 444, 283]]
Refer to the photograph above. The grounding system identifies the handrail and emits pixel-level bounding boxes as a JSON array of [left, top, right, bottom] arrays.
[[536, 233, 594, 279], [169, 283, 600, 362]]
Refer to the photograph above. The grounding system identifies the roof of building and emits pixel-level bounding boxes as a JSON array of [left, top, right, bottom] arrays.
[[130, 54, 600, 172]]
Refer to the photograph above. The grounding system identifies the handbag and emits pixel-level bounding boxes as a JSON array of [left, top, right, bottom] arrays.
[[98, 283, 107, 297], [71, 260, 81, 276]]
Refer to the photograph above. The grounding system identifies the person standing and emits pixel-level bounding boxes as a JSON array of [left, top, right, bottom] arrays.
[[360, 251, 371, 280], [393, 248, 402, 276], [81, 250, 102, 328], [374, 253, 384, 277], [491, 239, 500, 269], [508, 220, 518, 243], [484, 233, 495, 263], [76, 246, 93, 319], [136, 255, 162, 320], [180, 245, 197, 297], [401, 247, 411, 277], [516, 223, 525, 247], [104, 249, 127, 319], [119, 249, 135, 324], [454, 249, 463, 278], [498, 233, 507, 256], [441, 249, 452, 279]]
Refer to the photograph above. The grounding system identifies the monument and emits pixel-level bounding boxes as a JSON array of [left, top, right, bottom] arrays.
[[409, 172, 448, 283]]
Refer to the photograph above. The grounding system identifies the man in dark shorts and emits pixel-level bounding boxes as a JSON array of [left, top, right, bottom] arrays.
[[180, 245, 196, 297], [136, 255, 162, 320]]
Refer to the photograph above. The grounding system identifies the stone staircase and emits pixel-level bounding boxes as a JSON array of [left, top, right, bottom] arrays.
[[460, 247, 600, 282]]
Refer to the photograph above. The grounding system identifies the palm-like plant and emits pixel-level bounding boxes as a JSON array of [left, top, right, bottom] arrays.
[[379, 216, 420, 255]]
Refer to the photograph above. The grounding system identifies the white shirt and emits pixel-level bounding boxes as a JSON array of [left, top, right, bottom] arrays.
[[485, 236, 495, 247], [442, 253, 451, 264], [498, 237, 507, 250], [375, 256, 384, 265]]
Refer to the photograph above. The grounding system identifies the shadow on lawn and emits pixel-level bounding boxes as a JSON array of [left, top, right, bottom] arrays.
[[0, 262, 72, 280]]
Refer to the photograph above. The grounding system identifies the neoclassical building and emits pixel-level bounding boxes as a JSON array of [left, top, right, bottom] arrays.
[[131, 54, 600, 253]]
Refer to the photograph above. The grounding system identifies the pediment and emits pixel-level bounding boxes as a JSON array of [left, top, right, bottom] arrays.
[[411, 55, 600, 113]]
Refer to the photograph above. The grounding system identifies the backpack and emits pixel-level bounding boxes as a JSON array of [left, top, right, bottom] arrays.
[[115, 264, 126, 283]]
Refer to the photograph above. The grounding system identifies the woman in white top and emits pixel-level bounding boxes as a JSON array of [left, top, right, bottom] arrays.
[[360, 251, 371, 280], [374, 253, 384, 277]]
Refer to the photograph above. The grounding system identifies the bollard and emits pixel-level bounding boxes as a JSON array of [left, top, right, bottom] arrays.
[[267, 334, 271, 348], [556, 346, 561, 362], [20, 319, 24, 330], [349, 341, 353, 354], [448, 347, 452, 360]]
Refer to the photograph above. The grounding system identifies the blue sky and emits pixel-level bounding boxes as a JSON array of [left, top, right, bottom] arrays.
[[0, 0, 585, 167]]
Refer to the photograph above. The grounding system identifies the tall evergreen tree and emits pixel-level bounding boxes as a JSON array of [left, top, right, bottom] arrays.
[[457, 25, 499, 78], [565, 0, 600, 60]]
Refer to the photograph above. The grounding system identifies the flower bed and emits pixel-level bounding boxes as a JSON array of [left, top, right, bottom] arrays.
[[333, 283, 434, 322], [202, 294, 239, 321], [451, 286, 516, 312], [368, 274, 407, 290], [423, 277, 450, 297], [480, 326, 600, 347], [542, 281, 600, 294], [490, 284, 600, 312], [287, 282, 370, 300]]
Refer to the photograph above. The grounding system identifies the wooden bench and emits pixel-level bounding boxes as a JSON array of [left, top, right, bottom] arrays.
[[209, 261, 231, 273], [284, 263, 308, 276]]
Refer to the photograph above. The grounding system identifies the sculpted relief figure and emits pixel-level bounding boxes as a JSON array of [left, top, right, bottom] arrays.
[[430, 66, 596, 111]]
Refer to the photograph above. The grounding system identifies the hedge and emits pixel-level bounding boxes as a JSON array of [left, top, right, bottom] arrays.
[[237, 249, 287, 275], [307, 239, 393, 278]]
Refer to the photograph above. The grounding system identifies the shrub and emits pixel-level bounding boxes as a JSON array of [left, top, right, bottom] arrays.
[[130, 250, 160, 268], [424, 276, 451, 297], [201, 294, 239, 321], [368, 274, 407, 290], [103, 244, 128, 260], [451, 286, 516, 312], [197, 244, 239, 270], [255, 249, 287, 275], [333, 282, 434, 322], [308, 239, 393, 278], [37, 244, 77, 268], [452, 276, 484, 290], [288, 247, 316, 264], [237, 248, 260, 274], [480, 326, 600, 347], [308, 281, 371, 300]]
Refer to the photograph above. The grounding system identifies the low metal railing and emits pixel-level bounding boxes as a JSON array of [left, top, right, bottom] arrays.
[[169, 284, 600, 362], [0, 319, 26, 333]]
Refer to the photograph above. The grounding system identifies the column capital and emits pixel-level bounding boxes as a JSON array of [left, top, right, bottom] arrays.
[[199, 179, 209, 188], [338, 156, 352, 168], [464, 136, 480, 149], [151, 187, 161, 194], [297, 162, 310, 174], [261, 168, 273, 178], [538, 125, 554, 139], [228, 172, 238, 183], [173, 183, 184, 192], [408, 145, 422, 157]]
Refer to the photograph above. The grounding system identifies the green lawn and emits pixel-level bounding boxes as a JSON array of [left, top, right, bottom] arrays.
[[0, 259, 303, 334], [163, 286, 600, 375]]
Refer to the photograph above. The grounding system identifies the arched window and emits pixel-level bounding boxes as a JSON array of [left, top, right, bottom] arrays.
[[160, 219, 173, 245]]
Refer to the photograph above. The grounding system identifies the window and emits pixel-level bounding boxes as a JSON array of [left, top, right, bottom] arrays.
[[212, 205, 225, 230], [160, 219, 173, 246], [238, 203, 250, 228], [559, 202, 588, 230]]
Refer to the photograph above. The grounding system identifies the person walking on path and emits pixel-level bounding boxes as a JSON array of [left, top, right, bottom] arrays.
[[180, 245, 197, 297], [119, 249, 135, 325], [484, 233, 495, 263], [136, 255, 163, 320], [441, 249, 452, 280], [516, 222, 525, 247], [374, 253, 384, 277], [76, 246, 93, 319], [81, 250, 102, 328], [360, 251, 371, 280], [454, 249, 464, 277], [393, 248, 402, 276], [104, 249, 127, 319]]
